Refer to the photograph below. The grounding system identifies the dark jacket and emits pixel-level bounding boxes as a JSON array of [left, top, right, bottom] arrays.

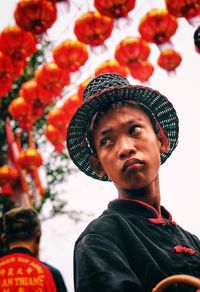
[[74, 199, 200, 291]]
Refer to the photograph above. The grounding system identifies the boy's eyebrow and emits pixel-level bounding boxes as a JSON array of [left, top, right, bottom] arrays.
[[98, 128, 113, 137], [97, 118, 143, 137]]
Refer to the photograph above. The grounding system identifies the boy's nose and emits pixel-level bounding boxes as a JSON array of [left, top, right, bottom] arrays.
[[118, 137, 136, 160]]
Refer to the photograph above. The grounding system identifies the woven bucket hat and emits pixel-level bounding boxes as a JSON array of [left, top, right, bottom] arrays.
[[66, 73, 179, 181]]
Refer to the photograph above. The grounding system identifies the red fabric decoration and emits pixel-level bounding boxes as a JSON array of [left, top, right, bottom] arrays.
[[138, 9, 178, 45], [53, 39, 89, 72], [35, 63, 70, 97], [94, 0, 136, 18], [14, 0, 57, 34], [157, 49, 182, 71], [74, 11, 113, 46], [95, 59, 128, 77], [115, 37, 151, 67]]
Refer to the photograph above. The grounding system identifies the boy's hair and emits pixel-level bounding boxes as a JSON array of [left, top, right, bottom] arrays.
[[87, 100, 160, 154], [3, 207, 41, 244]]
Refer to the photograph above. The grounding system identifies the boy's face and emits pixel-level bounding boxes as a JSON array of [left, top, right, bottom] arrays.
[[91, 105, 167, 191]]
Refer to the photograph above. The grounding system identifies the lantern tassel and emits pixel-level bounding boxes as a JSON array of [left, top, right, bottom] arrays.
[[31, 168, 45, 196], [28, 130, 35, 148]]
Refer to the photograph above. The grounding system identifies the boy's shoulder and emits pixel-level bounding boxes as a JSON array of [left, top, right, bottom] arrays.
[[75, 207, 124, 244]]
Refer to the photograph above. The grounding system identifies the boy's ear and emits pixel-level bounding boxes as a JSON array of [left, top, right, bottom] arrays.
[[157, 129, 169, 154], [1, 233, 7, 246], [35, 229, 41, 244], [89, 155, 107, 177]]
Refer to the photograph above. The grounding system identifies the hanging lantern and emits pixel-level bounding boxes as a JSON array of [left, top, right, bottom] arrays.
[[165, 0, 200, 21], [95, 59, 128, 77], [0, 52, 14, 98], [45, 124, 66, 141], [157, 49, 182, 71], [53, 39, 89, 72], [49, 0, 68, 2], [35, 63, 70, 97], [77, 78, 92, 99], [8, 97, 31, 121], [45, 124, 65, 152], [74, 11, 113, 46], [8, 96, 40, 130], [94, 0, 136, 18], [0, 25, 37, 62], [13, 60, 28, 79], [115, 37, 151, 67], [30, 99, 45, 121], [47, 107, 70, 127], [194, 25, 200, 50], [0, 25, 30, 79], [0, 165, 18, 186], [14, 0, 57, 34], [129, 60, 154, 82], [138, 9, 178, 45], [20, 79, 54, 106], [18, 148, 43, 171], [0, 184, 14, 196], [62, 94, 82, 118]]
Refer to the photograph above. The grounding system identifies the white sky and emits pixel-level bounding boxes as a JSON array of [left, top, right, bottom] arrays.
[[1, 1, 200, 291]]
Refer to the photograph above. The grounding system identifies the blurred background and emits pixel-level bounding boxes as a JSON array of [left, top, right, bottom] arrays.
[[0, 1, 200, 291]]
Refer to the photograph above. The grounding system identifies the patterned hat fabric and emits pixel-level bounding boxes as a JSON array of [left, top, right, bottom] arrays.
[[67, 73, 179, 181]]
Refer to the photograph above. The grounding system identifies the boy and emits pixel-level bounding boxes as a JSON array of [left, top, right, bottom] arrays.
[[67, 73, 200, 291]]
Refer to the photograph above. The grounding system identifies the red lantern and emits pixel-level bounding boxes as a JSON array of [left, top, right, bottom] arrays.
[[14, 0, 57, 34], [0, 184, 14, 196], [74, 11, 113, 46], [62, 94, 82, 117], [8, 96, 42, 130], [77, 78, 92, 99], [138, 9, 178, 45], [94, 0, 135, 18], [53, 39, 89, 72], [0, 165, 18, 186], [18, 148, 43, 171], [129, 60, 154, 82], [45, 124, 65, 152], [165, 0, 200, 20], [30, 99, 45, 121], [8, 97, 30, 121], [95, 59, 128, 77], [0, 52, 14, 98], [115, 37, 151, 67], [45, 124, 65, 141], [13, 59, 27, 79], [157, 49, 182, 71], [47, 108, 70, 127], [20, 79, 54, 106], [49, 0, 68, 2], [35, 63, 70, 97], [0, 25, 37, 62]]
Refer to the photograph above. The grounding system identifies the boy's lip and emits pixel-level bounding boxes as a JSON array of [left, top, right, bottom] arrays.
[[122, 158, 143, 172]]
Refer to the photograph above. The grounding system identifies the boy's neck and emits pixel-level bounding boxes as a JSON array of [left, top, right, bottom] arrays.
[[117, 178, 161, 214]]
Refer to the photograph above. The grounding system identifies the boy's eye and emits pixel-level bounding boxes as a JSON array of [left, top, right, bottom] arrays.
[[100, 137, 112, 146], [129, 125, 141, 135]]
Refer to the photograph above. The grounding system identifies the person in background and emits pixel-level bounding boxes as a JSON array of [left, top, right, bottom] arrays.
[[67, 73, 200, 291], [0, 207, 68, 292]]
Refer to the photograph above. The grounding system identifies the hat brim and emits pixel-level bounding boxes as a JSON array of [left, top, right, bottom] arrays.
[[67, 85, 179, 181]]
